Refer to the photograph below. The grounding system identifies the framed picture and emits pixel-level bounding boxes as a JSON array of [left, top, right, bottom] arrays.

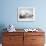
[[17, 7, 35, 21]]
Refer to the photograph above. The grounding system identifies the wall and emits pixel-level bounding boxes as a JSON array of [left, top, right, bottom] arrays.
[[0, 0, 46, 43], [0, 0, 46, 30]]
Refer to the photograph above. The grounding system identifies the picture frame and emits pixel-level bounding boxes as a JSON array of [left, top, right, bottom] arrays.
[[17, 7, 35, 21]]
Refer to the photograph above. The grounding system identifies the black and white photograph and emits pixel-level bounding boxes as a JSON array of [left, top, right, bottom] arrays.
[[18, 7, 35, 21]]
